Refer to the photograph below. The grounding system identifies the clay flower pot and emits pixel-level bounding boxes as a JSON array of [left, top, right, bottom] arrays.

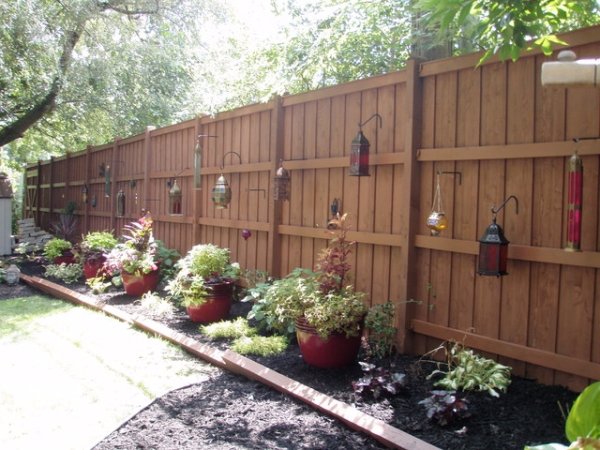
[[121, 269, 160, 297], [53, 251, 76, 266], [185, 282, 234, 324], [295, 316, 363, 368], [83, 257, 106, 279]]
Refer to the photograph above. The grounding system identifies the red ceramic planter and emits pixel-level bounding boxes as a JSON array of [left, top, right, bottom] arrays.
[[53, 253, 76, 265], [121, 269, 160, 297], [83, 257, 106, 279], [295, 316, 363, 368], [185, 282, 233, 324]]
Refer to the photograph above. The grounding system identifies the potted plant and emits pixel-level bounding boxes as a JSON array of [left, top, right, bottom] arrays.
[[167, 243, 240, 323], [43, 238, 76, 265], [257, 213, 368, 368], [78, 231, 118, 279], [104, 214, 160, 296]]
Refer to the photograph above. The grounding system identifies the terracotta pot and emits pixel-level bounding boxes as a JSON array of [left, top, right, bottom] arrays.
[[83, 257, 106, 279], [295, 316, 363, 368], [121, 269, 160, 297], [185, 282, 234, 324], [53, 252, 76, 265]]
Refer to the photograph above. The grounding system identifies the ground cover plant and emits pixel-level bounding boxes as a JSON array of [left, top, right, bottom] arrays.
[[10, 261, 583, 450]]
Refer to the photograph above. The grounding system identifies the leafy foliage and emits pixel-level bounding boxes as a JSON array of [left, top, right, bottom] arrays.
[[414, 0, 600, 64], [43, 238, 73, 260], [44, 263, 82, 284], [418, 390, 470, 426], [137, 292, 175, 318], [231, 335, 288, 357], [352, 361, 407, 400], [364, 301, 397, 360], [427, 342, 511, 397], [200, 318, 257, 340], [242, 280, 295, 337]]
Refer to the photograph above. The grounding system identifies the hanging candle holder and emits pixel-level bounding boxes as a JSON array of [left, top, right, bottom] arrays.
[[116, 189, 125, 217], [426, 172, 447, 236], [194, 134, 217, 190], [565, 147, 583, 252], [211, 151, 241, 209]]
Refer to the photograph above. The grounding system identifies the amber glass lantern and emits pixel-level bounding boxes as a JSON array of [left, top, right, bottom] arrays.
[[81, 184, 88, 204], [169, 179, 182, 215], [212, 175, 232, 209], [116, 189, 125, 217], [273, 163, 290, 201]]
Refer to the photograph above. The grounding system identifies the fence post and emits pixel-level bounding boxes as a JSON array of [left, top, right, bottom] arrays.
[[83, 145, 91, 235], [35, 160, 42, 226], [48, 156, 54, 229], [267, 96, 284, 278], [110, 137, 120, 232], [192, 117, 202, 245], [142, 126, 154, 217], [397, 58, 423, 353]]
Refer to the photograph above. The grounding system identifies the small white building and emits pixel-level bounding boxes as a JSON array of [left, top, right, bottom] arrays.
[[0, 173, 13, 256]]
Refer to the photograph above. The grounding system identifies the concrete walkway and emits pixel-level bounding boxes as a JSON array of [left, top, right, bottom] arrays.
[[0, 295, 215, 450]]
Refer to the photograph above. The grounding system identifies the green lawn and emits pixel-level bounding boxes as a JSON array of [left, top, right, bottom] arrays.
[[0, 295, 215, 450]]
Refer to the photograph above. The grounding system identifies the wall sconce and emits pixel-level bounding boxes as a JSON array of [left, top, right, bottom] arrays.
[[349, 113, 382, 177], [81, 184, 88, 204], [212, 151, 241, 209], [116, 189, 125, 217], [273, 161, 290, 201], [168, 179, 182, 215], [566, 146, 583, 252], [478, 195, 519, 277]]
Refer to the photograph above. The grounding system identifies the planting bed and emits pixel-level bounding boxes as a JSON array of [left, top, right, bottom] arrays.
[[10, 263, 578, 450]]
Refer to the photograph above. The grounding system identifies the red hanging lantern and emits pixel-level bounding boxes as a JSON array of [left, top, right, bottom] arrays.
[[349, 113, 382, 177], [477, 195, 518, 277], [565, 151, 583, 251], [169, 179, 182, 215]]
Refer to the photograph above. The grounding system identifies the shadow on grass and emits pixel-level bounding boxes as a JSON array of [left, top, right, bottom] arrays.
[[0, 295, 71, 336]]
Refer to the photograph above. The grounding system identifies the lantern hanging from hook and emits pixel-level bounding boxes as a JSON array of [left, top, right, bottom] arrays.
[[426, 170, 461, 236], [477, 195, 519, 277], [565, 145, 583, 252], [273, 160, 290, 201], [194, 134, 217, 190], [212, 151, 242, 209], [349, 113, 383, 176]]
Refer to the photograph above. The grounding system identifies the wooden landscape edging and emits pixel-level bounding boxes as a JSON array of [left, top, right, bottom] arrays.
[[19, 274, 439, 450]]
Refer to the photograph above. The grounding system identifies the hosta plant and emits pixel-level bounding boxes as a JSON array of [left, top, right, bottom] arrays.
[[44, 263, 83, 284], [427, 341, 511, 397], [352, 361, 407, 400], [418, 390, 470, 426]]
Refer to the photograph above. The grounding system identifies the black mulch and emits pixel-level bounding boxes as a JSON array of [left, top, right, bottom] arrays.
[[6, 261, 578, 450]]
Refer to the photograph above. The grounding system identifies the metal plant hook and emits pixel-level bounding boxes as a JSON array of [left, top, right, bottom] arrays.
[[358, 113, 383, 130], [491, 195, 519, 221], [220, 151, 242, 170]]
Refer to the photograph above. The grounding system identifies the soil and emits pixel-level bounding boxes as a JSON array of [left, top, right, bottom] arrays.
[[5, 261, 578, 450]]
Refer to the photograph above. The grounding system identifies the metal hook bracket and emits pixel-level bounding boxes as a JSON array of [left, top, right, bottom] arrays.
[[437, 170, 462, 185], [220, 151, 242, 170], [247, 188, 266, 198], [491, 195, 519, 221], [358, 113, 383, 130]]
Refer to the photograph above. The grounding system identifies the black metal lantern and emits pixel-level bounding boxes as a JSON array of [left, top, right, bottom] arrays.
[[116, 189, 125, 217], [477, 195, 518, 277], [211, 175, 231, 209], [169, 179, 182, 215], [104, 164, 111, 197], [273, 162, 290, 201], [81, 184, 88, 204], [349, 113, 382, 177]]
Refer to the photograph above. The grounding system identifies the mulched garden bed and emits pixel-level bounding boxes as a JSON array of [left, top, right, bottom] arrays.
[[9, 261, 578, 449]]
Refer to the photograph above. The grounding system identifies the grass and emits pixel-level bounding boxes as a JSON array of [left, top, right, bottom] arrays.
[[200, 317, 257, 339], [0, 295, 215, 450]]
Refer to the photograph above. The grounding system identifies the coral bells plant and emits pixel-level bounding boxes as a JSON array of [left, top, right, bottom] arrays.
[[104, 214, 159, 277]]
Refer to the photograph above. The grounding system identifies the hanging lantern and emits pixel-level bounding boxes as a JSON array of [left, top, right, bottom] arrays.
[[349, 113, 382, 177], [477, 195, 518, 277], [169, 179, 182, 215], [350, 131, 370, 176], [212, 174, 232, 209], [426, 172, 447, 236], [194, 138, 202, 190], [273, 163, 290, 201], [91, 195, 97, 208], [211, 151, 241, 209], [81, 184, 88, 204], [565, 151, 583, 251], [104, 164, 111, 197], [116, 189, 125, 217]]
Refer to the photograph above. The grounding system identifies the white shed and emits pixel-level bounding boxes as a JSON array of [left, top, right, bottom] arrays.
[[0, 173, 13, 256]]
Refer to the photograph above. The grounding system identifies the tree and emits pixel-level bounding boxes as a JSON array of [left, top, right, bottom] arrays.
[[414, 0, 600, 64], [0, 0, 227, 165]]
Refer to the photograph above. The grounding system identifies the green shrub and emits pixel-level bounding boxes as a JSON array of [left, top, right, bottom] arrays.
[[200, 317, 256, 340], [43, 238, 72, 260], [44, 263, 82, 284], [231, 335, 288, 357]]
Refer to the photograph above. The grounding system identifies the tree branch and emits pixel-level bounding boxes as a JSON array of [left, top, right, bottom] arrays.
[[0, 25, 84, 147]]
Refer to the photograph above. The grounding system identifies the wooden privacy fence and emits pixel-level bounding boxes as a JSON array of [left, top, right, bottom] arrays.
[[25, 25, 600, 391]]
